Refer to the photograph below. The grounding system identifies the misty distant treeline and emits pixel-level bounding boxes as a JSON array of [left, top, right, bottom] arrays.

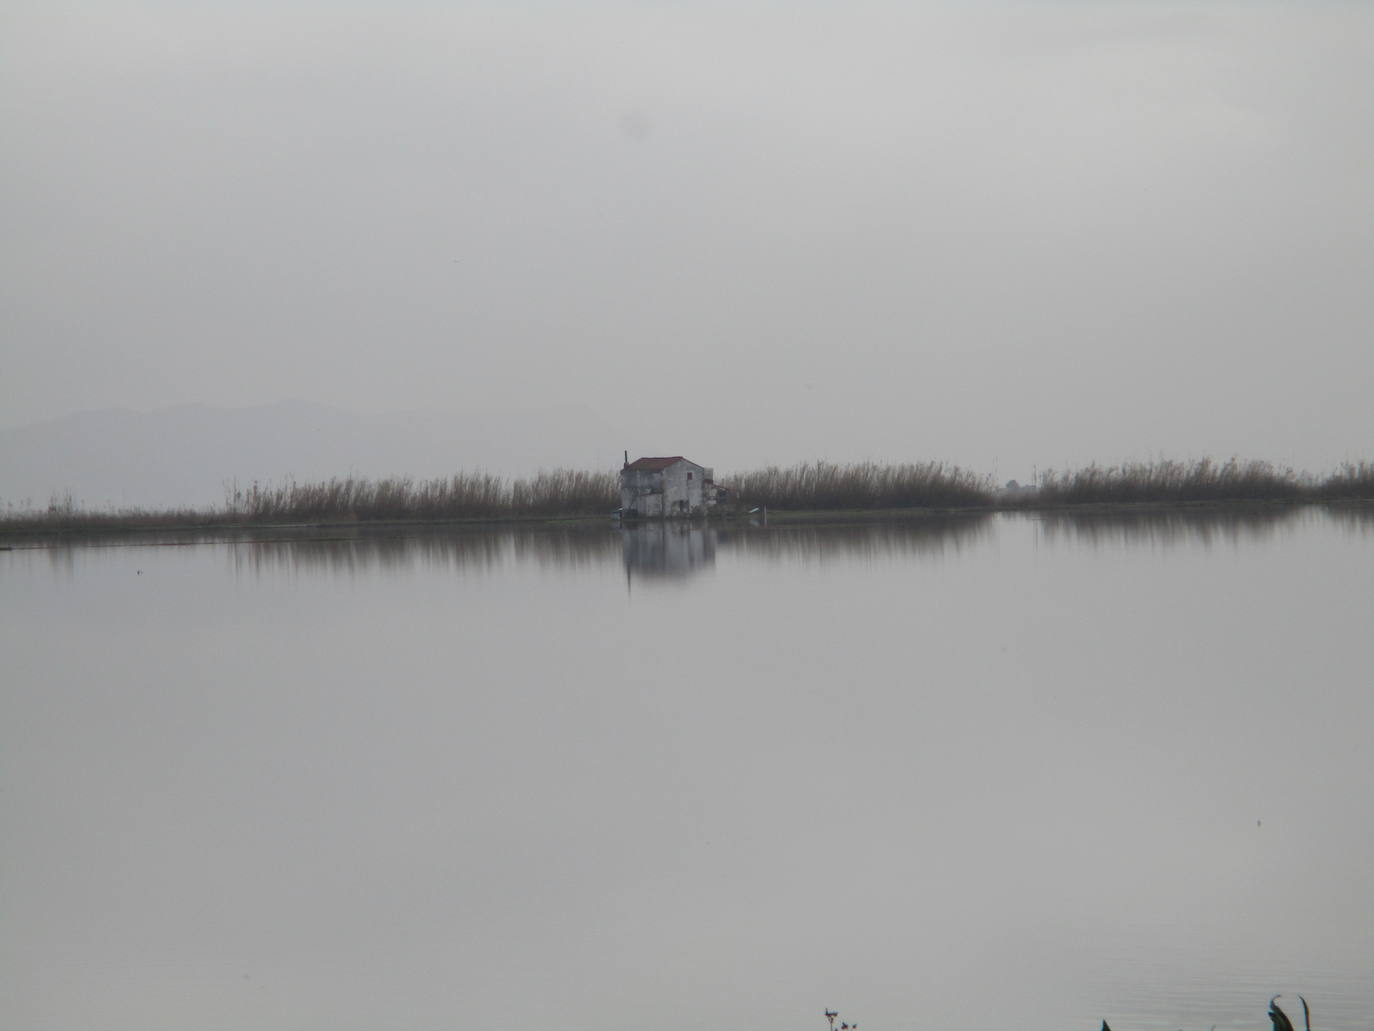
[[2, 458, 1371, 531]]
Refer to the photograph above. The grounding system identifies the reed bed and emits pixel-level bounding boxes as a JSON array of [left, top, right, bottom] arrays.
[[1035, 505, 1312, 549], [1315, 460, 1374, 499], [224, 470, 618, 521], [728, 460, 994, 510], [4, 457, 1370, 533], [1031, 458, 1310, 505], [0, 509, 225, 532], [0, 492, 223, 532], [1, 471, 618, 532]]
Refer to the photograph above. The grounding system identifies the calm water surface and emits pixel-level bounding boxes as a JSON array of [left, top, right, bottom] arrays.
[[2, 508, 1371, 1031]]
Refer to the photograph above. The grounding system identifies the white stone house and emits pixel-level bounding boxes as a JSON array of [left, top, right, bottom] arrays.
[[620, 455, 713, 517]]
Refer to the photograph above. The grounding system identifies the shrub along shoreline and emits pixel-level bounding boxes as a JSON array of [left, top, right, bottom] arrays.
[[2, 458, 1370, 534]]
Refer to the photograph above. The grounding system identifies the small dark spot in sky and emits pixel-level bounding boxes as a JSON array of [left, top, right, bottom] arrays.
[[618, 111, 653, 143]]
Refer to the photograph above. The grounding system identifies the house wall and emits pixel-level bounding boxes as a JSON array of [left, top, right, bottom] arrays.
[[660, 461, 705, 515], [620, 468, 663, 516], [620, 460, 707, 517]]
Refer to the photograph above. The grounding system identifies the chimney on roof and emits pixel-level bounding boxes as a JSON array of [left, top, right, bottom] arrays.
[[623, 450, 629, 469]]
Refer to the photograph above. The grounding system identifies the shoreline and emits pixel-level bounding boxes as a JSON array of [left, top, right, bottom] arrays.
[[3, 496, 1369, 546]]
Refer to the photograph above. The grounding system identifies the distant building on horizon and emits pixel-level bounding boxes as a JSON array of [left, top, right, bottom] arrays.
[[619, 454, 720, 517]]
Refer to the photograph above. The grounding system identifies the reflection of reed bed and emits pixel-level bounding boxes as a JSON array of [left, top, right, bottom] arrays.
[[231, 527, 620, 576], [724, 514, 994, 562], [730, 461, 993, 509], [17, 530, 258, 550], [1030, 504, 1314, 549], [11, 530, 289, 565], [1320, 501, 1374, 535], [509, 528, 621, 569], [233, 533, 508, 577], [11, 524, 472, 553]]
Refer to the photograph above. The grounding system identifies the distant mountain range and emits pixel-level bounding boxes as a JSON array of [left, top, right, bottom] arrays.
[[0, 401, 630, 511]]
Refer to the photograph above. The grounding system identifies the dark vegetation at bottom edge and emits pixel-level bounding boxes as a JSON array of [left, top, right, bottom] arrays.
[[825, 994, 1315, 1031], [1104, 993, 1314, 1031]]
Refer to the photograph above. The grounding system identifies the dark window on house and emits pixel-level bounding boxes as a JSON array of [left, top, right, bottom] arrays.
[[687, 472, 693, 480]]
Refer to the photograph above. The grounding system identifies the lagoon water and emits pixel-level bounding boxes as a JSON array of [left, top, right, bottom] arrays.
[[2, 509, 1371, 1031]]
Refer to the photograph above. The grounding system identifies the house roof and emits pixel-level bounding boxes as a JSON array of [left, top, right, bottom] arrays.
[[624, 456, 689, 472]]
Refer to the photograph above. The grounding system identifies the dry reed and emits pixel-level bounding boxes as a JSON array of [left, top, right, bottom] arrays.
[[1, 470, 618, 531], [4, 456, 1371, 533], [1314, 460, 1374, 499], [1031, 458, 1309, 504], [224, 470, 618, 521], [728, 460, 993, 509]]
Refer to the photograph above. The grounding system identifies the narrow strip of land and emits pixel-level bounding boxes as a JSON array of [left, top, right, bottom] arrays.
[[3, 458, 1370, 538]]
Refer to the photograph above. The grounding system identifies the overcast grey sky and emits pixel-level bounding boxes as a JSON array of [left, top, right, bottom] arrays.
[[3, 0, 1371, 478]]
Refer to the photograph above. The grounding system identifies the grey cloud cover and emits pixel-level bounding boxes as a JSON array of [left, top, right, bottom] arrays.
[[2, 0, 1371, 484]]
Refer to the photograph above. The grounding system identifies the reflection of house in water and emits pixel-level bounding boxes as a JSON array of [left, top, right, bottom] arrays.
[[620, 455, 727, 518], [621, 523, 717, 580]]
